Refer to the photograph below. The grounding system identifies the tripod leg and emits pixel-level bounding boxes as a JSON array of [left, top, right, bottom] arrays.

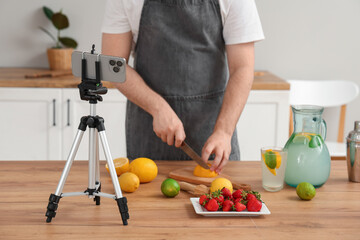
[[87, 127, 96, 197], [94, 130, 101, 205], [98, 130, 129, 225], [46, 129, 85, 223]]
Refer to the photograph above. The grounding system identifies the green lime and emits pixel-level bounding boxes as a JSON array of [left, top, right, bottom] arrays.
[[296, 182, 316, 200], [161, 178, 180, 198], [264, 151, 277, 169], [309, 135, 323, 148]]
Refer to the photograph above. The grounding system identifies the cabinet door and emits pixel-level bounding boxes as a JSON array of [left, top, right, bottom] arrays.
[[0, 88, 62, 160], [236, 90, 289, 161], [62, 89, 127, 160]]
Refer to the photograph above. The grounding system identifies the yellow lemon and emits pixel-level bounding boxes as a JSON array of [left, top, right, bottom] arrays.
[[105, 157, 129, 176], [275, 152, 281, 169], [118, 172, 140, 193], [193, 164, 218, 178], [210, 177, 233, 193], [129, 157, 158, 183]]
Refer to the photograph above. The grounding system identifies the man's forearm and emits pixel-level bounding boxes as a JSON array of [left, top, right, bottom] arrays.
[[214, 67, 253, 135], [112, 65, 170, 117]]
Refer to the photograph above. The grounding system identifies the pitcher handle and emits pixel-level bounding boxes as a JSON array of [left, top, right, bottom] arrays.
[[320, 119, 327, 141]]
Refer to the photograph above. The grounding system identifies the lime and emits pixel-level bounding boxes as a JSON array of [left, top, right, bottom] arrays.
[[161, 178, 180, 198], [296, 182, 316, 200], [309, 135, 323, 148], [264, 151, 277, 169]]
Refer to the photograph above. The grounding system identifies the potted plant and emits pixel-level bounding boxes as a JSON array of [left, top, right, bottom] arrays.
[[40, 6, 78, 70]]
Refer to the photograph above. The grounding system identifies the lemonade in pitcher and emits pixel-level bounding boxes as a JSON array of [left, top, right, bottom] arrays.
[[284, 105, 331, 188]]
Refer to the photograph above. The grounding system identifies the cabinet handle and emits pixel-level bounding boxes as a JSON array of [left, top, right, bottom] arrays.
[[52, 99, 56, 126], [67, 99, 70, 126]]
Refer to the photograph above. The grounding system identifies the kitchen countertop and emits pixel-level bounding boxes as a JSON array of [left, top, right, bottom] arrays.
[[0, 68, 290, 90], [0, 160, 358, 239]]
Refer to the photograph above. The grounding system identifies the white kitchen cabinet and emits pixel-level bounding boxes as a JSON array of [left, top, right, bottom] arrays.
[[0, 88, 289, 161], [236, 90, 290, 160], [0, 88, 62, 160]]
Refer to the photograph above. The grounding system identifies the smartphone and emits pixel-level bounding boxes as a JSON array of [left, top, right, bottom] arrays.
[[72, 51, 126, 83]]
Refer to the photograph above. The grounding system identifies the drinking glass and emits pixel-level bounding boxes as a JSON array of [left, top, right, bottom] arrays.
[[261, 147, 288, 192]]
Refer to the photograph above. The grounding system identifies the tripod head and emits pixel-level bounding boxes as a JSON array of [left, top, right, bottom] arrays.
[[78, 44, 108, 104]]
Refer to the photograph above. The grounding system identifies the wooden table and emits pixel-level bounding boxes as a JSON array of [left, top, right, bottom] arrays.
[[0, 68, 290, 90], [0, 161, 358, 240]]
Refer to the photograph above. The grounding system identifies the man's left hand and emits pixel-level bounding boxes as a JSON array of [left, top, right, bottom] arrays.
[[201, 130, 232, 174]]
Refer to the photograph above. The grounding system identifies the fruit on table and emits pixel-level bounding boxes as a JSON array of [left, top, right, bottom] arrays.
[[199, 188, 263, 212], [296, 182, 316, 200], [161, 178, 180, 198], [210, 178, 233, 193], [129, 157, 158, 183], [118, 172, 140, 193], [262, 149, 282, 176], [193, 164, 218, 178], [105, 157, 129, 176]]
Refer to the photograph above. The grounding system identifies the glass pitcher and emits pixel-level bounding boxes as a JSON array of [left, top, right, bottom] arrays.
[[284, 105, 331, 188]]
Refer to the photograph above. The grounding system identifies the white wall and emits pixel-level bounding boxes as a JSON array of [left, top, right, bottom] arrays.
[[1, 0, 359, 140]]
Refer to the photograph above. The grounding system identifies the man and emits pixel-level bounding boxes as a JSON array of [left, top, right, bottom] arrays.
[[101, 0, 264, 173]]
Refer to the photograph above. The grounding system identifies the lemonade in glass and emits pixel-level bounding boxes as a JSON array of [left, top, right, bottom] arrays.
[[261, 147, 288, 192]]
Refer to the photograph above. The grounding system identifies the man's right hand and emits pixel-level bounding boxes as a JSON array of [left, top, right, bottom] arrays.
[[152, 105, 186, 148]]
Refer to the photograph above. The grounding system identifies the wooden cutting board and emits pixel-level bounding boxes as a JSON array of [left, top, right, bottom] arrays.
[[169, 167, 251, 191]]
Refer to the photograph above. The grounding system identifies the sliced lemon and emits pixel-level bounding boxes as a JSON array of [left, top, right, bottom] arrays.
[[105, 157, 129, 176], [262, 151, 277, 176], [275, 151, 281, 169], [293, 133, 312, 145]]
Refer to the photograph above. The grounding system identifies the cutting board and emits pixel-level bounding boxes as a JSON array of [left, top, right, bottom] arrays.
[[169, 167, 251, 191]]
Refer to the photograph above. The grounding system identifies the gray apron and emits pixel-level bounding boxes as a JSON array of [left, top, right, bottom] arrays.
[[126, 0, 240, 160]]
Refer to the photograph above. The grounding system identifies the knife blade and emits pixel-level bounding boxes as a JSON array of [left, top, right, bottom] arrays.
[[180, 142, 210, 169]]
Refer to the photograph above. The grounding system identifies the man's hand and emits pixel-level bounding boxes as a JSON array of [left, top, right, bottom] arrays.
[[152, 105, 186, 148], [201, 130, 232, 174]]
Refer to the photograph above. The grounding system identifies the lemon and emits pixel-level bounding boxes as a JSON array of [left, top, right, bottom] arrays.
[[118, 172, 140, 193], [193, 164, 218, 178], [105, 157, 129, 176], [210, 177, 233, 193], [129, 157, 158, 183], [293, 133, 312, 145], [296, 182, 316, 200], [161, 178, 180, 198]]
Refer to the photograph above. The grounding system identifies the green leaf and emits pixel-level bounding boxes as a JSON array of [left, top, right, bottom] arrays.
[[43, 6, 54, 21], [51, 12, 69, 30], [59, 37, 78, 48]]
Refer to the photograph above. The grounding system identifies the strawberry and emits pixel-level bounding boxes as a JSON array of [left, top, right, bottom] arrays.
[[221, 187, 232, 198], [234, 202, 246, 212], [206, 199, 219, 211], [247, 198, 262, 212], [211, 190, 224, 205], [232, 189, 243, 199], [234, 198, 242, 204], [222, 200, 234, 212], [199, 194, 209, 206]]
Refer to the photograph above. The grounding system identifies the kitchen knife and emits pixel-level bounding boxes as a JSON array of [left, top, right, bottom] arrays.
[[180, 142, 210, 169]]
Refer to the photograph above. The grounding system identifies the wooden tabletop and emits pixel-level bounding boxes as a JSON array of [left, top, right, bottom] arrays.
[[0, 160, 358, 239], [0, 68, 290, 90]]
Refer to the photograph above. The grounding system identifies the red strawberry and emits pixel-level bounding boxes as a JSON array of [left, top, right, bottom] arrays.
[[214, 195, 224, 205], [222, 200, 234, 212], [234, 198, 242, 204], [199, 194, 208, 206], [232, 189, 243, 199], [211, 190, 224, 205], [206, 199, 219, 211], [221, 187, 232, 198], [247, 198, 262, 212], [234, 202, 246, 212]]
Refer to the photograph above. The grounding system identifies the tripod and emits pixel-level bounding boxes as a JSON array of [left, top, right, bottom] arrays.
[[45, 46, 129, 225]]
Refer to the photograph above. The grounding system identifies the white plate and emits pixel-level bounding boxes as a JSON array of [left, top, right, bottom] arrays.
[[190, 197, 271, 217]]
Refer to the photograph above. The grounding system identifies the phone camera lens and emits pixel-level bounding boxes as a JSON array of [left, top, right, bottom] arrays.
[[116, 61, 123, 67], [113, 67, 120, 73], [109, 60, 116, 66]]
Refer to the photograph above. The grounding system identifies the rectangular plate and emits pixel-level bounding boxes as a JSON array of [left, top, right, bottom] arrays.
[[190, 198, 271, 217]]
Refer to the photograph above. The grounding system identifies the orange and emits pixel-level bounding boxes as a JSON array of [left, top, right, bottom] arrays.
[[193, 164, 218, 178], [105, 157, 129, 176], [129, 157, 158, 183]]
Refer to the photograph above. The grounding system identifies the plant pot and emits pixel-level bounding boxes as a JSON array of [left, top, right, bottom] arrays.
[[47, 48, 73, 70]]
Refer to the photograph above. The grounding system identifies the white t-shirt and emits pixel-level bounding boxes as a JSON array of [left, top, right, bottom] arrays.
[[102, 0, 264, 49]]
